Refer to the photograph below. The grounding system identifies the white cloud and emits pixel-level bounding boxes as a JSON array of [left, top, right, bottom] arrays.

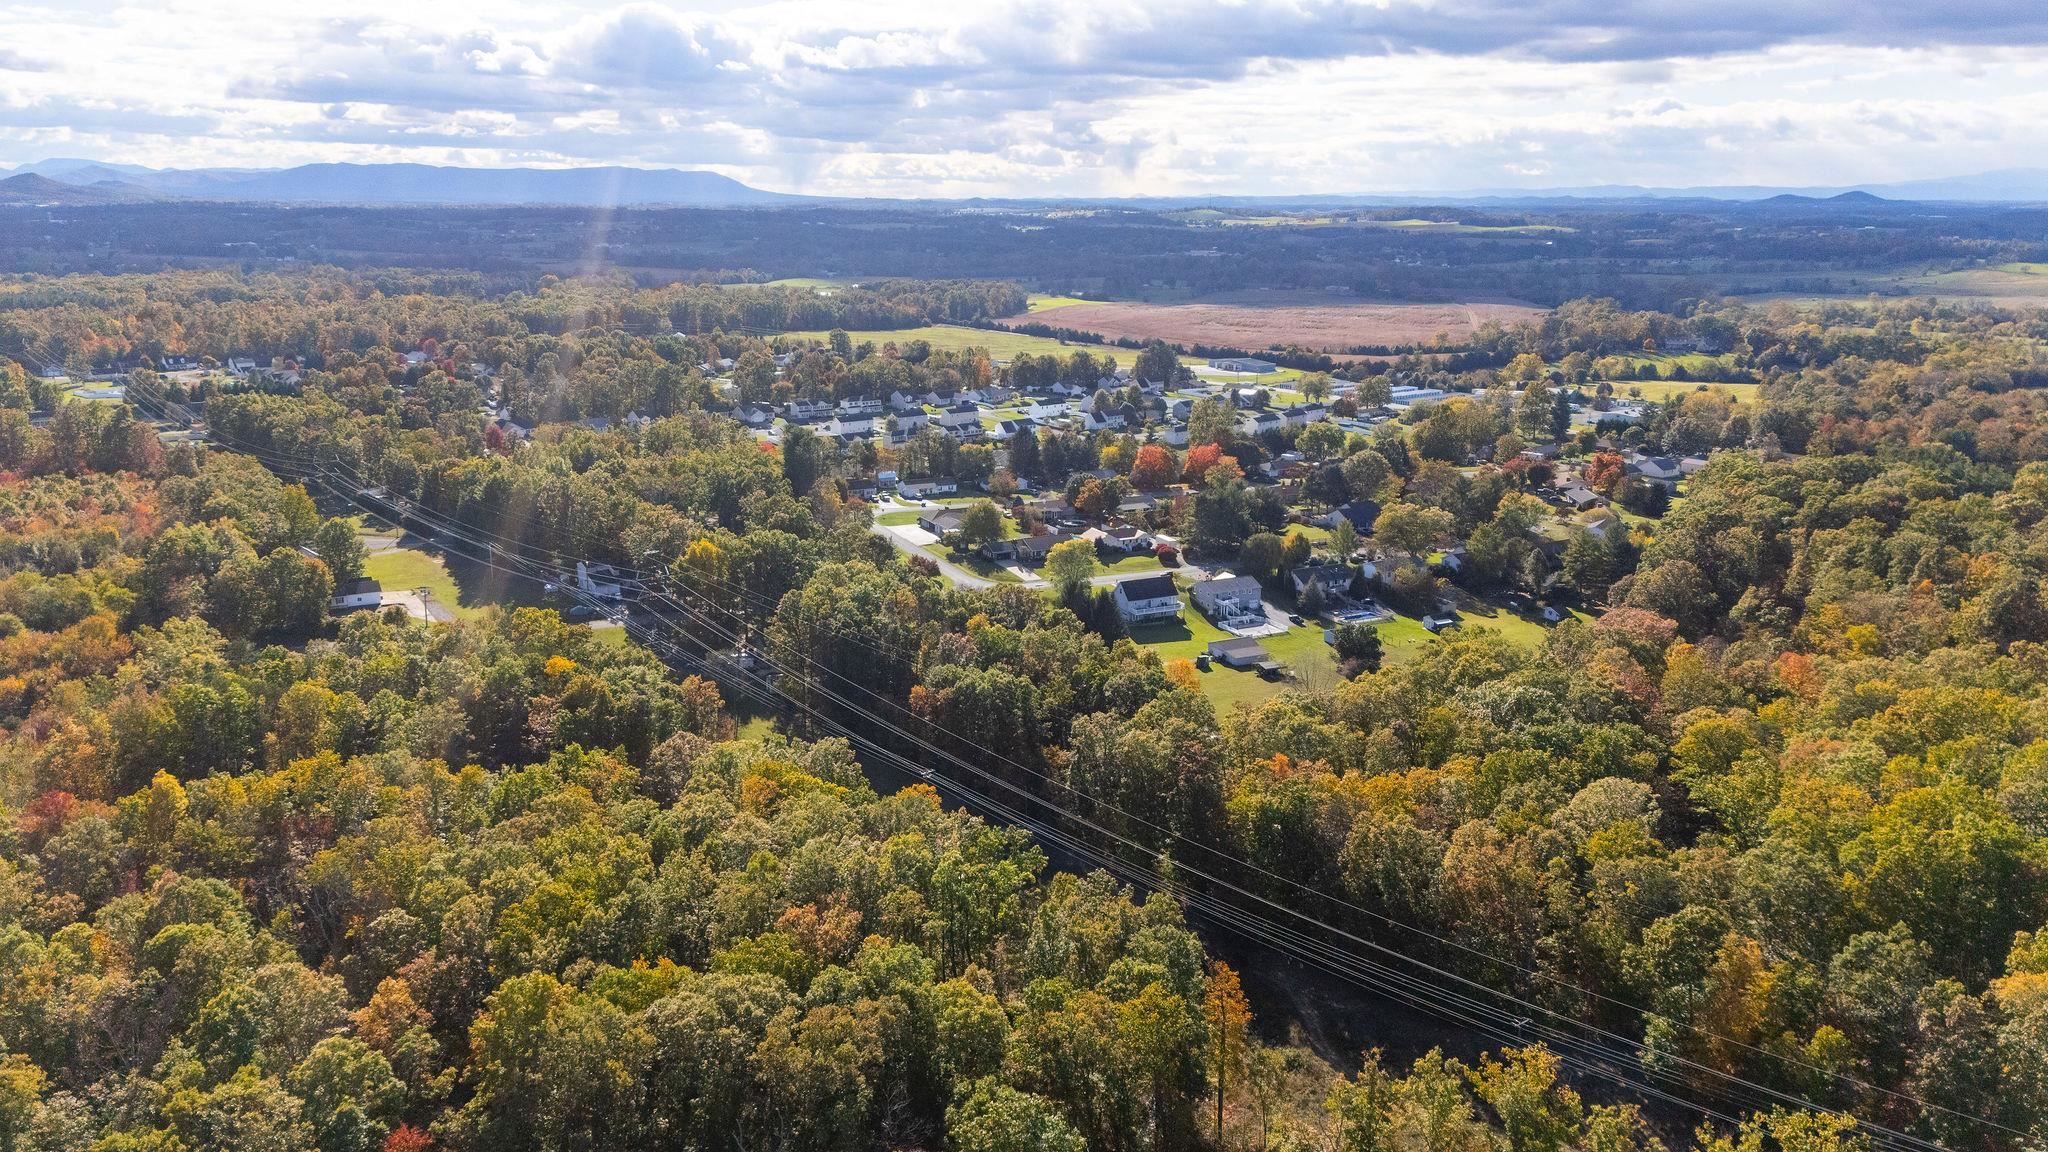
[[2, 0, 2046, 195]]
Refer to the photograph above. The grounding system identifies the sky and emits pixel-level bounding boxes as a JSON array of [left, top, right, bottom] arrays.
[[3, 0, 2047, 197]]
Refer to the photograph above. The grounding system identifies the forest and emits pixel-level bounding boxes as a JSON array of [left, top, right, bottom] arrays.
[[0, 270, 2045, 1152], [4, 197, 2048, 308]]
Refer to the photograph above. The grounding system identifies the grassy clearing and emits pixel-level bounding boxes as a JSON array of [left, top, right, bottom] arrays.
[[587, 624, 635, 649], [1095, 551, 1169, 575], [362, 547, 482, 621], [1121, 585, 1584, 710], [876, 510, 923, 526], [717, 277, 849, 291], [1026, 294, 1094, 312], [778, 325, 1145, 366], [1611, 379, 1761, 406], [776, 322, 1302, 380]]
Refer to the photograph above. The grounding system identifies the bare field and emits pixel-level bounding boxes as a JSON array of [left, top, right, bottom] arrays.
[[1007, 292, 1545, 352]]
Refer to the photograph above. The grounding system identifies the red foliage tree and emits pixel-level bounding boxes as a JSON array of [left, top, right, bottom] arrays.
[[1129, 444, 1177, 490]]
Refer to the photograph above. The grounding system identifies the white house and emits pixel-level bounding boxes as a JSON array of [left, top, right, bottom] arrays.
[[1096, 524, 1154, 554], [1190, 574, 1267, 626], [933, 408, 984, 439], [576, 561, 627, 601], [898, 477, 959, 499], [1112, 573, 1183, 624], [1237, 411, 1284, 438], [330, 577, 383, 612]]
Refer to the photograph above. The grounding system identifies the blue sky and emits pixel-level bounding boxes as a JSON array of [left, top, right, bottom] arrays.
[[3, 0, 2045, 195]]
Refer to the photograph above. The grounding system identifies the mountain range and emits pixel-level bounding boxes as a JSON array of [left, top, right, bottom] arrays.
[[0, 159, 797, 207], [5, 157, 2048, 208]]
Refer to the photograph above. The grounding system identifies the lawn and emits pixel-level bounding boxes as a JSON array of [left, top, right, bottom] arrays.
[[876, 510, 924, 526], [1120, 584, 1584, 710], [1095, 551, 1169, 575], [362, 546, 483, 621], [917, 543, 1022, 582]]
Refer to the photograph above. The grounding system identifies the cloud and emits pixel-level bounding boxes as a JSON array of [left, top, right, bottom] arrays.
[[4, 0, 2048, 196], [0, 48, 53, 72]]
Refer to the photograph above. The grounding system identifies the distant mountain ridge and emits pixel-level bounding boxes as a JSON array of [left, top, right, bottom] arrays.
[[0, 159, 800, 207], [4, 158, 2048, 207]]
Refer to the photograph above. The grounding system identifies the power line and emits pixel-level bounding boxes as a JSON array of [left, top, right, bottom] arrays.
[[178, 407, 2004, 1151]]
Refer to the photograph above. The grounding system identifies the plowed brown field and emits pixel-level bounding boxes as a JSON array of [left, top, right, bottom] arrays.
[[1015, 292, 1545, 352]]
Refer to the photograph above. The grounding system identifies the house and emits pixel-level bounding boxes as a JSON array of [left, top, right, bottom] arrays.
[[576, 561, 627, 601], [821, 416, 879, 440], [1160, 424, 1190, 447], [1082, 410, 1126, 432], [735, 404, 776, 428], [889, 390, 923, 413], [919, 508, 970, 536], [1519, 442, 1563, 461], [986, 530, 1074, 565], [899, 477, 960, 500], [330, 577, 383, 611], [837, 397, 883, 418], [1190, 574, 1267, 626], [1236, 411, 1284, 438], [1207, 637, 1275, 669], [1280, 404, 1325, 429], [1289, 562, 1353, 600], [1626, 454, 1684, 483], [1559, 486, 1605, 512], [1167, 398, 1194, 422], [1208, 356, 1278, 374], [933, 408, 983, 439], [888, 412, 931, 443], [1320, 500, 1381, 534], [877, 470, 899, 488], [1097, 524, 1154, 554], [786, 399, 832, 423], [1113, 574, 1183, 624], [991, 418, 1034, 441]]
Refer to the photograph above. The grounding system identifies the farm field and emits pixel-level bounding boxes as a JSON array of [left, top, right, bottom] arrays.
[[999, 291, 1546, 353], [775, 322, 1303, 379], [776, 324, 1146, 366]]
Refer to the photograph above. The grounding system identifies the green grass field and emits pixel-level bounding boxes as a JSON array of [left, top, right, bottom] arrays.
[[1026, 295, 1094, 312], [775, 321, 1302, 380], [918, 543, 1022, 582], [1120, 583, 1586, 710], [1611, 379, 1761, 405], [1095, 551, 1169, 575], [876, 510, 923, 526], [361, 547, 483, 621]]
